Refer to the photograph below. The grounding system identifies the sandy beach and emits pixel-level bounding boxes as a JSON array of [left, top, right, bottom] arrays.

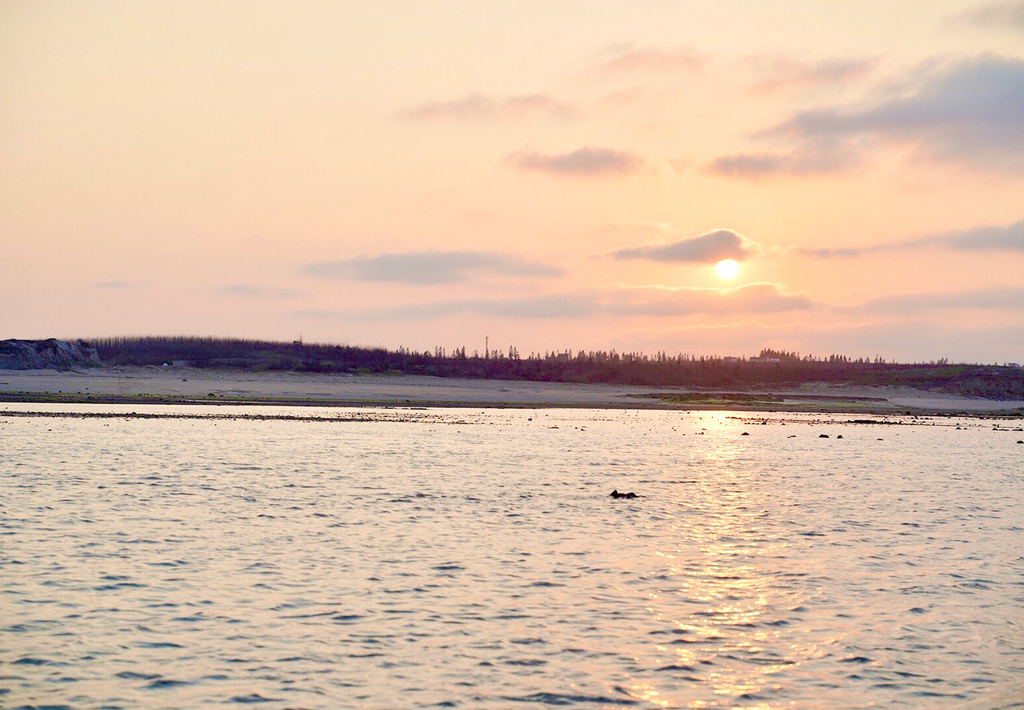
[[2, 366, 1023, 416]]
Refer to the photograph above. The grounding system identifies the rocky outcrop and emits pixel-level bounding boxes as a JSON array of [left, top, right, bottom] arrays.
[[0, 339, 103, 370]]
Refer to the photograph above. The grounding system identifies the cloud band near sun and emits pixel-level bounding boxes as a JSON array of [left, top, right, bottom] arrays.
[[608, 228, 759, 264], [313, 282, 812, 322]]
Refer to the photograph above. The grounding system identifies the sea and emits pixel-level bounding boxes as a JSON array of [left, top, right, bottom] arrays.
[[1, 403, 1022, 709]]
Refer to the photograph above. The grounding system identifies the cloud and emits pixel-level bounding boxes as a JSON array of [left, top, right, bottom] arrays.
[[859, 286, 1024, 314], [711, 55, 1024, 177], [794, 219, 1024, 258], [506, 146, 643, 176], [607, 283, 815, 316], [792, 244, 894, 259], [960, 1, 1024, 30], [398, 93, 572, 122], [303, 251, 564, 285], [706, 142, 859, 178], [771, 55, 1024, 170], [345, 283, 812, 321], [929, 219, 1024, 251], [593, 45, 705, 74], [609, 228, 759, 264], [215, 284, 300, 298], [379, 293, 597, 320], [748, 55, 877, 94]]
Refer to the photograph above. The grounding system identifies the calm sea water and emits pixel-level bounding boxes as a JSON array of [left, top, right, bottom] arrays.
[[1, 404, 1022, 709]]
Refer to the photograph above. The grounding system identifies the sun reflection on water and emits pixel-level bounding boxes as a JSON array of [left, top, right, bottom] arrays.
[[638, 414, 839, 705]]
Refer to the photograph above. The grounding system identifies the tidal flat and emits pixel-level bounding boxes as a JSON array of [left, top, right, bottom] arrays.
[[3, 366, 1024, 416]]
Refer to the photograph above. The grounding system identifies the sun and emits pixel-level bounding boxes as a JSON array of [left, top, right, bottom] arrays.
[[715, 259, 739, 279]]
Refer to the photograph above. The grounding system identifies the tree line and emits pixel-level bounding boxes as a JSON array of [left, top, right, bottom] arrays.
[[87, 336, 1023, 397]]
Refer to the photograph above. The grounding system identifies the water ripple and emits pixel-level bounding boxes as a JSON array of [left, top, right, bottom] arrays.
[[1, 406, 1022, 708]]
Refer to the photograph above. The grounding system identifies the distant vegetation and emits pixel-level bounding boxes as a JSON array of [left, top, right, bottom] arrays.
[[89, 337, 1024, 400]]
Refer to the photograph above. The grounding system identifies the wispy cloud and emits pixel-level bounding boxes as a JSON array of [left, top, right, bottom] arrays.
[[748, 55, 877, 94], [373, 293, 597, 321], [795, 219, 1024, 258], [931, 219, 1024, 251], [959, 1, 1024, 30], [506, 146, 643, 177], [706, 142, 859, 178], [593, 45, 705, 74], [336, 283, 811, 322], [609, 228, 760, 264], [303, 251, 564, 285], [793, 243, 896, 259], [397, 93, 572, 122], [608, 283, 814, 316], [711, 55, 1024, 177], [215, 284, 301, 298], [859, 286, 1024, 314], [770, 56, 1024, 169]]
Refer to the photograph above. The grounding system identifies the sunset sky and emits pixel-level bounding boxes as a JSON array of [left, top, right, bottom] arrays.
[[3, 1, 1023, 362]]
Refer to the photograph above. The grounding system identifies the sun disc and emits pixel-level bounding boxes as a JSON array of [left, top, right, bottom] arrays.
[[715, 259, 739, 279]]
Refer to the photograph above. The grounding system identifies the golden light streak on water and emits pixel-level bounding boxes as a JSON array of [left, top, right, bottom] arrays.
[[623, 681, 673, 707]]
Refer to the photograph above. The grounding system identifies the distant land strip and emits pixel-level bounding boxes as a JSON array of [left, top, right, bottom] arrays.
[[3, 336, 1024, 400]]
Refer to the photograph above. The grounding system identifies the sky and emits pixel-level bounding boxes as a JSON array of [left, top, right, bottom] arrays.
[[2, 1, 1023, 363]]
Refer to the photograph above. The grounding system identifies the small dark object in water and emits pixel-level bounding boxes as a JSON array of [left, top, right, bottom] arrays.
[[610, 489, 637, 499], [837, 435, 843, 439], [819, 434, 829, 438], [1018, 440, 1023, 444], [741, 432, 750, 436]]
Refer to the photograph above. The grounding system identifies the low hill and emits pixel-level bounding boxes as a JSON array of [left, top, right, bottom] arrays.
[[0, 339, 103, 370]]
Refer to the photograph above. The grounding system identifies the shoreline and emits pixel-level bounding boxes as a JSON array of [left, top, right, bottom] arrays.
[[2, 366, 1023, 417]]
